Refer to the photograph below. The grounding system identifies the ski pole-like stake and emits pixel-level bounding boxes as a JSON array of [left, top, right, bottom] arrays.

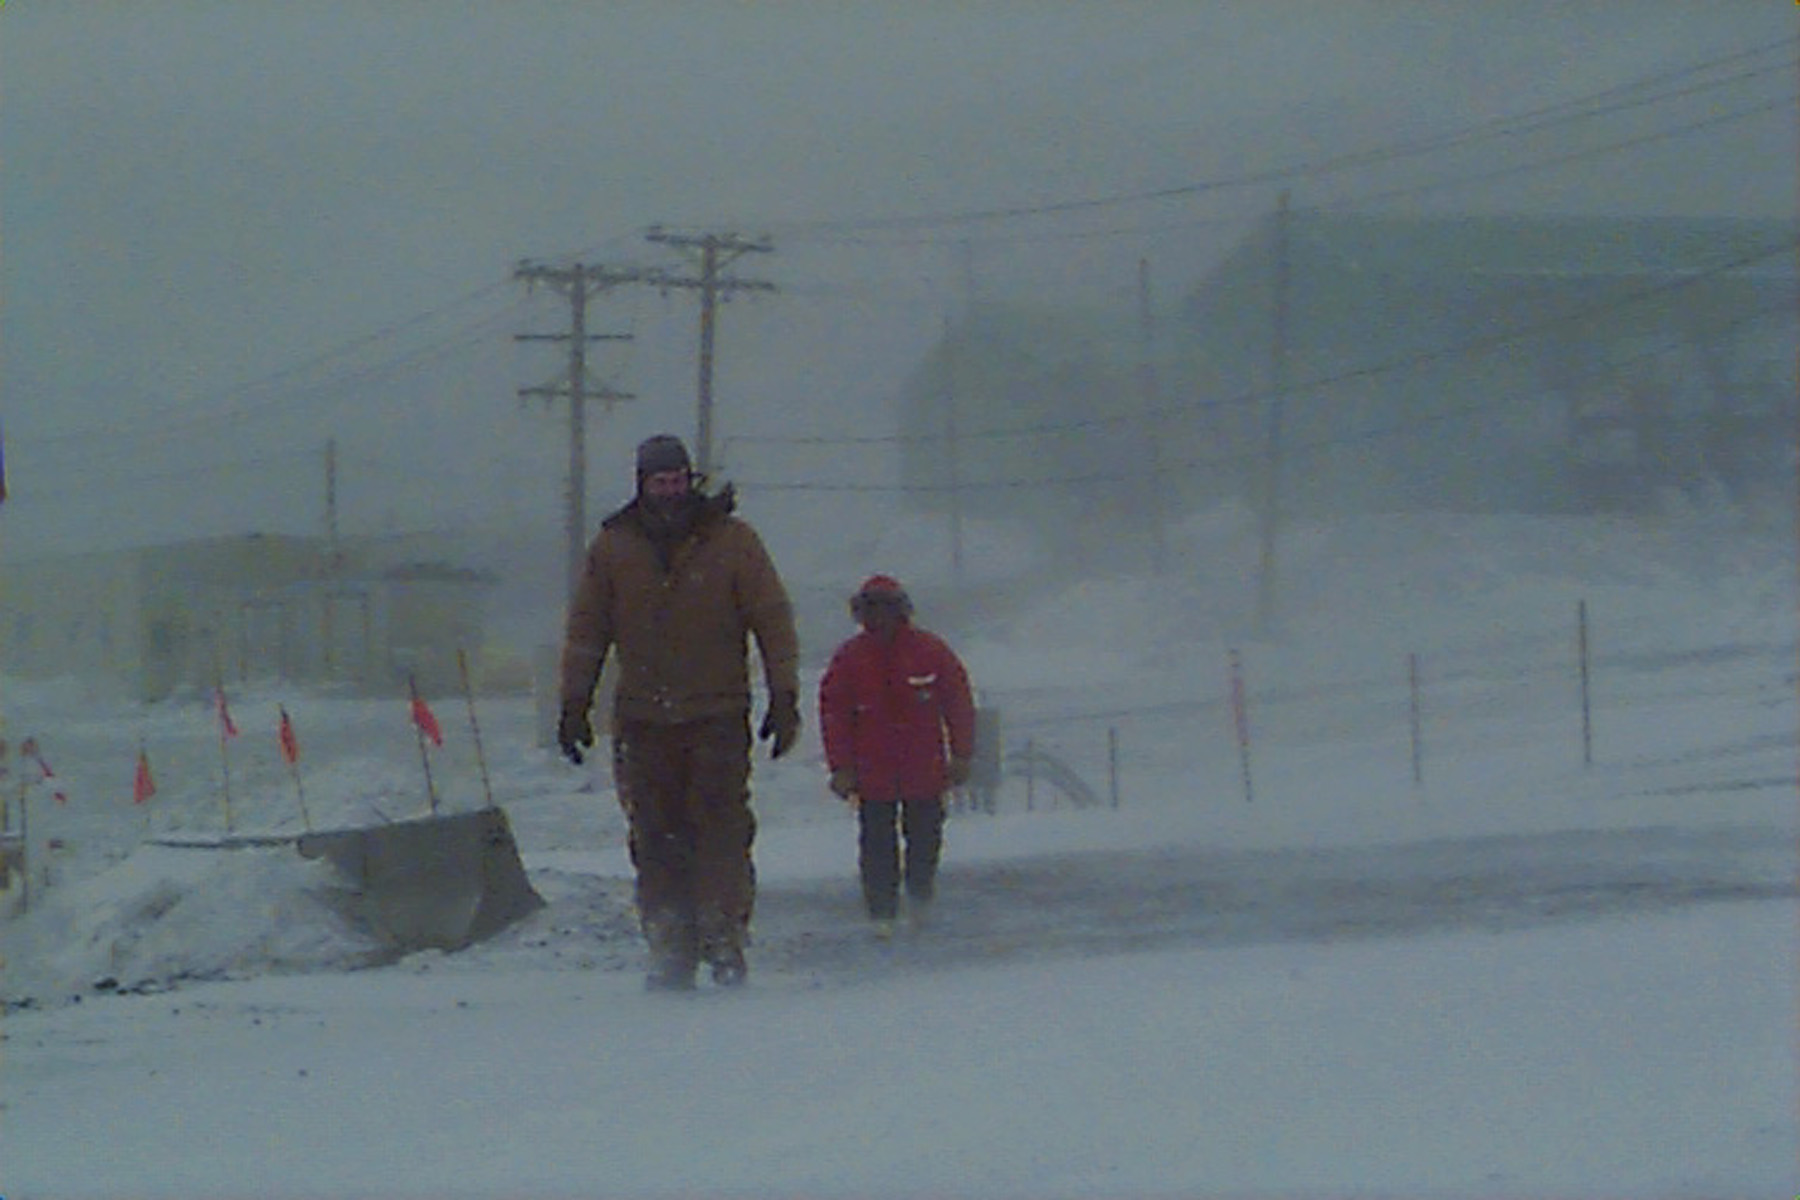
[[457, 649, 495, 811], [278, 705, 311, 831], [214, 676, 238, 832], [408, 674, 441, 815], [17, 766, 29, 914], [134, 742, 156, 835]]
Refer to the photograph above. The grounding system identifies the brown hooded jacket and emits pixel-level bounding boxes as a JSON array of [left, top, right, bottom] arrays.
[[559, 489, 799, 725]]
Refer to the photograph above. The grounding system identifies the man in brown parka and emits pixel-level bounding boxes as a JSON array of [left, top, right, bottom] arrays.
[[558, 434, 800, 991]]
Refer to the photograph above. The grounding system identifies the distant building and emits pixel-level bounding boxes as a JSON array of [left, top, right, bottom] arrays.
[[0, 532, 496, 701], [1183, 209, 1796, 514], [896, 210, 1796, 530]]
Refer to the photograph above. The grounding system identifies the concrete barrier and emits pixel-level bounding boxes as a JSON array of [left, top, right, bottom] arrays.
[[296, 806, 544, 952]]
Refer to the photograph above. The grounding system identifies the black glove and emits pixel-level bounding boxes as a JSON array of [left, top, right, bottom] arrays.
[[946, 757, 973, 788], [828, 767, 858, 800], [758, 689, 800, 759], [557, 704, 594, 765]]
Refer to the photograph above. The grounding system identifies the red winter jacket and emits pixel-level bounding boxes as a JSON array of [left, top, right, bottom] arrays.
[[818, 622, 975, 804]]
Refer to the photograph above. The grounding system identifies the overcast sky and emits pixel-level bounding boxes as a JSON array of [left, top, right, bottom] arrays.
[[1, 2, 1794, 558]]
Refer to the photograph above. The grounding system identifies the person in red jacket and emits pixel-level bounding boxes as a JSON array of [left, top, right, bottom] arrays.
[[818, 574, 975, 932]]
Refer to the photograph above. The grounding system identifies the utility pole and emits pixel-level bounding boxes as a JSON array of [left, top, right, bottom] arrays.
[[322, 437, 340, 675], [324, 437, 340, 562], [1137, 257, 1168, 574], [515, 261, 642, 601], [1255, 191, 1292, 635], [942, 316, 966, 588], [644, 228, 776, 476], [948, 239, 977, 588]]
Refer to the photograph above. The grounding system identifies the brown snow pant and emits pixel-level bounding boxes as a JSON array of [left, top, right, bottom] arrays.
[[611, 712, 756, 973]]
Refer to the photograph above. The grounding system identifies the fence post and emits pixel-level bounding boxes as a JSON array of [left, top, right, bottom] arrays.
[[17, 784, 29, 914], [1108, 726, 1120, 810], [1024, 737, 1036, 812], [972, 706, 1002, 815], [1577, 598, 1593, 767], [1409, 651, 1424, 787], [1229, 649, 1254, 804]]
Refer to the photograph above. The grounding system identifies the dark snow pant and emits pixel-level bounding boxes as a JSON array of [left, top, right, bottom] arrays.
[[612, 713, 756, 978], [857, 795, 946, 920]]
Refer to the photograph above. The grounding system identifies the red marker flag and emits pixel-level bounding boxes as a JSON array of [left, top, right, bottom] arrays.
[[23, 739, 53, 780], [133, 750, 157, 805], [33, 747, 61, 803], [19, 738, 66, 804], [278, 706, 301, 766], [411, 694, 443, 747], [215, 688, 239, 738]]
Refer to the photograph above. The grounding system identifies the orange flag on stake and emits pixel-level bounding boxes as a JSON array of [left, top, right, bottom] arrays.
[[133, 750, 157, 805], [215, 688, 239, 738], [411, 694, 443, 747], [20, 737, 66, 804], [278, 706, 300, 766], [22, 737, 52, 780]]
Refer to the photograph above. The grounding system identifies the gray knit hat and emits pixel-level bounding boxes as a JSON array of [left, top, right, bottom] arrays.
[[635, 434, 692, 477]]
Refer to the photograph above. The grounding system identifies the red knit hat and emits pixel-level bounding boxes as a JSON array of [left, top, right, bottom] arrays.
[[857, 574, 904, 598], [851, 574, 912, 618]]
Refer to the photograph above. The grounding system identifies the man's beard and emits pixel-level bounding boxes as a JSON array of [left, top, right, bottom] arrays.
[[639, 489, 702, 538]]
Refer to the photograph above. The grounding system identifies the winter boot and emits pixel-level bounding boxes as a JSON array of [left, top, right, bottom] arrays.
[[905, 895, 934, 932], [698, 915, 748, 988], [708, 944, 748, 988], [643, 912, 698, 992]]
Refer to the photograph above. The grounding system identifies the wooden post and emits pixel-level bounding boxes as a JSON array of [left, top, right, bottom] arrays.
[[942, 316, 966, 588], [1254, 191, 1291, 635], [1409, 652, 1424, 787], [1108, 726, 1121, 810], [17, 779, 28, 914], [458, 649, 495, 811], [1137, 258, 1168, 574], [1578, 599, 1594, 767], [1230, 649, 1255, 804], [1025, 738, 1036, 813], [214, 678, 235, 833]]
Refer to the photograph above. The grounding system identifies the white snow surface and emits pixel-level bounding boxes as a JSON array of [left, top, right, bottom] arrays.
[[1, 508, 1796, 1199]]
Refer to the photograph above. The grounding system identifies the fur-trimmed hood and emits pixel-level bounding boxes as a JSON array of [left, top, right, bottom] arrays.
[[601, 481, 738, 532]]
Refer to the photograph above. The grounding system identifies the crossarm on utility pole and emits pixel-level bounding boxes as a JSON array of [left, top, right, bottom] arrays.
[[643, 229, 777, 476]]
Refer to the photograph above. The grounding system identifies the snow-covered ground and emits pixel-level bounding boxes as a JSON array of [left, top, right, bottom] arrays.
[[1, 506, 1796, 1198]]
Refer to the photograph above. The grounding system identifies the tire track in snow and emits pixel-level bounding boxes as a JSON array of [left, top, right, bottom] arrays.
[[746, 824, 1797, 986]]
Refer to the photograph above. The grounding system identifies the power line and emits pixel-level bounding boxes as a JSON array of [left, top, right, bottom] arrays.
[[26, 284, 526, 451], [724, 240, 1797, 490], [13, 36, 1790, 526], [788, 88, 1794, 252], [1324, 94, 1795, 211], [24, 34, 1784, 462], [643, 228, 778, 475], [768, 35, 1798, 245], [513, 260, 648, 600], [27, 234, 1786, 505], [60, 291, 1781, 508]]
